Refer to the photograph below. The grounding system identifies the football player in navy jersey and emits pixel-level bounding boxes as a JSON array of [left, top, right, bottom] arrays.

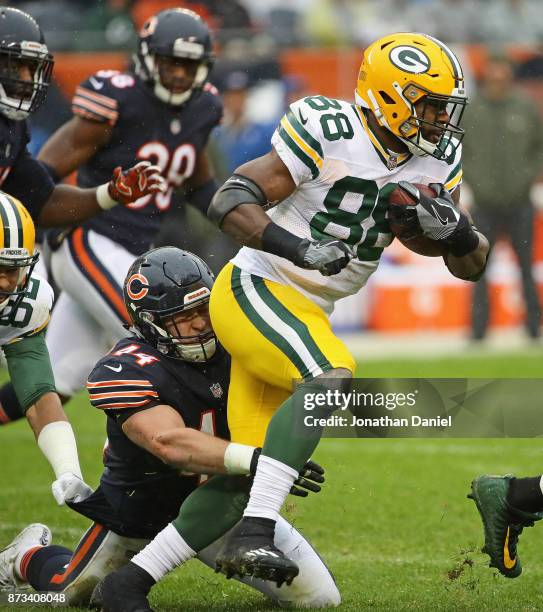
[[0, 8, 222, 422], [0, 248, 340, 609], [0, 7, 165, 232]]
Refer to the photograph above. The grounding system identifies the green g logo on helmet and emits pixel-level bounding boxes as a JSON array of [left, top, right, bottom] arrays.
[[389, 46, 431, 74]]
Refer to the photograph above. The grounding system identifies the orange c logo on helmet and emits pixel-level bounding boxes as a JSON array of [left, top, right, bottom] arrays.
[[127, 273, 149, 300]]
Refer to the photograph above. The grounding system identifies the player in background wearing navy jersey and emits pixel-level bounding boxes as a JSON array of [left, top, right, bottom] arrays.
[[0, 6, 164, 241], [0, 6, 163, 499], [0, 8, 222, 421], [0, 248, 339, 609]]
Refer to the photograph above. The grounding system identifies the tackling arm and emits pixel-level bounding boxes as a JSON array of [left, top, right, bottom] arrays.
[[121, 404, 324, 495], [121, 404, 250, 475]]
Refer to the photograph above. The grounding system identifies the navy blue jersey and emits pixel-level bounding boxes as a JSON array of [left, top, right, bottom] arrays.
[[0, 115, 54, 220], [87, 335, 229, 486], [82, 336, 230, 536], [72, 70, 223, 254]]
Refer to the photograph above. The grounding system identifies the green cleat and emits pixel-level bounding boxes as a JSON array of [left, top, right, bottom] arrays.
[[468, 475, 543, 578]]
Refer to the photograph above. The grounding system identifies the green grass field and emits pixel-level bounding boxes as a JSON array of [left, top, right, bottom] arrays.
[[1, 350, 543, 611]]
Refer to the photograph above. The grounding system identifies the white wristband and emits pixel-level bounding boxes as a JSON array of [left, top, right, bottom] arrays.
[[96, 183, 119, 210], [224, 443, 256, 475]]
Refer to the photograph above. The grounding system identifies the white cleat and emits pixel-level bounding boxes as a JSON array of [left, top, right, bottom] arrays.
[[0, 523, 51, 590]]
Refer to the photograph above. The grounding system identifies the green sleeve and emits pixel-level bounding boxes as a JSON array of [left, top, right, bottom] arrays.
[[3, 330, 57, 413]]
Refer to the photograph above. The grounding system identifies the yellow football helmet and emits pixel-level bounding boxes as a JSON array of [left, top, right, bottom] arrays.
[[0, 191, 39, 310], [355, 32, 467, 160]]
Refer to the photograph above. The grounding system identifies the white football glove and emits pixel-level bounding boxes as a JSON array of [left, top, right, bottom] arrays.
[[52, 472, 93, 506]]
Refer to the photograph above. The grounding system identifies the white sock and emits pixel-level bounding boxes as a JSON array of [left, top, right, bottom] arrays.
[[244, 455, 298, 521], [132, 523, 196, 582], [37, 421, 82, 479]]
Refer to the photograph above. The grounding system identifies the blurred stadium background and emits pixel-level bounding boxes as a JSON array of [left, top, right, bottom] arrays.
[[13, 0, 543, 354]]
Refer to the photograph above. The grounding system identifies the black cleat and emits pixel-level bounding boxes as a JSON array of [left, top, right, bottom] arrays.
[[215, 517, 299, 588], [89, 562, 155, 612]]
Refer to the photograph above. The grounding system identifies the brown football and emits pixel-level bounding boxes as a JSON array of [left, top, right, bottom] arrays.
[[388, 183, 447, 257]]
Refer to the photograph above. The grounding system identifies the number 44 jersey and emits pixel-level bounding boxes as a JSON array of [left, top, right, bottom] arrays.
[[232, 95, 463, 314]]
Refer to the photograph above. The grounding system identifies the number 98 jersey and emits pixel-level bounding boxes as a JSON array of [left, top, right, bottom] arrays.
[[232, 95, 463, 314], [72, 70, 223, 255]]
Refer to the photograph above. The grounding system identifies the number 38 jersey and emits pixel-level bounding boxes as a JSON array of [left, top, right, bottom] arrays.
[[72, 71, 223, 255], [0, 272, 53, 346], [232, 95, 463, 314]]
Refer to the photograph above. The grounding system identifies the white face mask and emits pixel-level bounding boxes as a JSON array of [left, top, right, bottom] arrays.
[[145, 313, 217, 362], [172, 336, 217, 362], [138, 46, 209, 106]]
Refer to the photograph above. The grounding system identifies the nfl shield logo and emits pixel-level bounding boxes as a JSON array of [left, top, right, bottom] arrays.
[[210, 383, 223, 398], [170, 118, 181, 134], [387, 155, 398, 171]]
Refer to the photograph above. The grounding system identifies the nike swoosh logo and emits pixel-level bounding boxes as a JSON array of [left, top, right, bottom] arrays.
[[89, 77, 104, 90], [431, 204, 449, 226], [298, 109, 309, 125], [503, 527, 517, 569], [104, 364, 122, 372]]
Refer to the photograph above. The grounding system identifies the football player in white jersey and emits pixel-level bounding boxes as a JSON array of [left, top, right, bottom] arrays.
[[106, 32, 490, 593], [0, 192, 91, 514]]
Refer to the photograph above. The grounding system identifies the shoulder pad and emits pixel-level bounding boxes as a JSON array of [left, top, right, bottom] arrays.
[[10, 274, 53, 339], [87, 340, 164, 412], [72, 70, 136, 125], [193, 87, 223, 126], [272, 96, 331, 183]]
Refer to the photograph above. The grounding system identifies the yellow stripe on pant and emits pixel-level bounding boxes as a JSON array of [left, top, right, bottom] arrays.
[[210, 263, 355, 446]]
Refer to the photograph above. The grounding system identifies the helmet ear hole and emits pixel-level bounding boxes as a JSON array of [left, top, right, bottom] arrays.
[[379, 91, 396, 105]]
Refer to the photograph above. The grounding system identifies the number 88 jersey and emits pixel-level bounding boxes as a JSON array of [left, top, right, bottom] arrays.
[[232, 95, 463, 315]]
